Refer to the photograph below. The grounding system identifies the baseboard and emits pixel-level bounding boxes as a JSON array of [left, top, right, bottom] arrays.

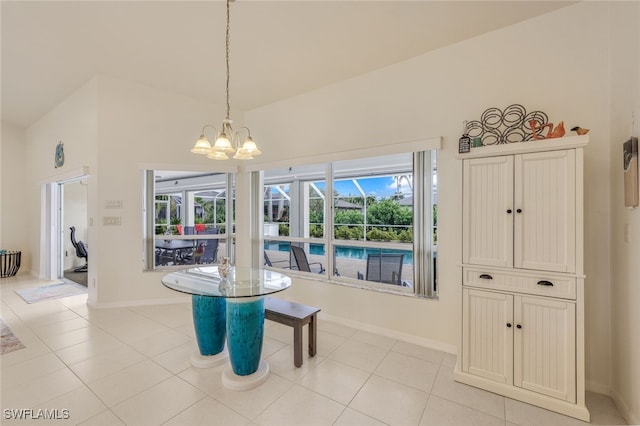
[[610, 387, 639, 426], [319, 312, 457, 355], [87, 296, 190, 309]]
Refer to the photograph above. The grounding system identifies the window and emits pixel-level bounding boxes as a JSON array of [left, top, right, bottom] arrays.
[[143, 170, 234, 270], [261, 151, 437, 297]]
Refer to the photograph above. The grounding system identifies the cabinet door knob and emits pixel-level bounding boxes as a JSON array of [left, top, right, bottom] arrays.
[[516, 324, 522, 329], [537, 280, 554, 286], [479, 274, 493, 280], [506, 323, 512, 328], [516, 208, 522, 213], [506, 209, 512, 214]]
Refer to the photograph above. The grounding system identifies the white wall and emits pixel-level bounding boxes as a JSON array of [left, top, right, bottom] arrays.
[[92, 76, 232, 304], [245, 2, 613, 389], [609, 2, 640, 424], [0, 122, 29, 273]]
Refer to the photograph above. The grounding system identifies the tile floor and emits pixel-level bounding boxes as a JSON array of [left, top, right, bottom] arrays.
[[0, 275, 629, 426]]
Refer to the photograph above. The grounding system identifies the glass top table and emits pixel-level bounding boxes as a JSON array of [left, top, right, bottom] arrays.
[[161, 265, 291, 298], [161, 266, 291, 390]]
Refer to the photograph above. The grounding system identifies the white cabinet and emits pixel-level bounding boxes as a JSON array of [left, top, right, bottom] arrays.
[[463, 288, 576, 402], [456, 136, 588, 421], [463, 150, 575, 273]]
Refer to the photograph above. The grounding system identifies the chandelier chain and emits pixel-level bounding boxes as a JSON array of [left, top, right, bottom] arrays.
[[225, 0, 231, 120]]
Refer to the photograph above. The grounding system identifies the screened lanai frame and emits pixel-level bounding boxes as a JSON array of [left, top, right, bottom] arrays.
[[143, 170, 235, 270], [259, 150, 438, 298]]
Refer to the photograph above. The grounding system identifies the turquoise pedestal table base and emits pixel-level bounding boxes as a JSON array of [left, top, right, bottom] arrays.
[[222, 296, 269, 390], [191, 295, 228, 368]]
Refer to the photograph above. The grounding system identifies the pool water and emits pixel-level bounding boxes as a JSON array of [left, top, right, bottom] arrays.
[[265, 242, 413, 265]]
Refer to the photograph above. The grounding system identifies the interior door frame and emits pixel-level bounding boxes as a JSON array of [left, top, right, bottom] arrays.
[[40, 167, 89, 280]]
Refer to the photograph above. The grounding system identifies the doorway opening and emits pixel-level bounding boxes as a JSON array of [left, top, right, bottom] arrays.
[[59, 178, 88, 286]]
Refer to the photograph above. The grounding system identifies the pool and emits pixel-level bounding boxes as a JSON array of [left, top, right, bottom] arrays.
[[264, 242, 413, 265]]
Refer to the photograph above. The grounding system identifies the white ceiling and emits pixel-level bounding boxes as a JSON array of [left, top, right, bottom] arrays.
[[1, 1, 574, 128]]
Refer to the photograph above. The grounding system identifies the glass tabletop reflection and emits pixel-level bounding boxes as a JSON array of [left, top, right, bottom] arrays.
[[161, 266, 291, 298]]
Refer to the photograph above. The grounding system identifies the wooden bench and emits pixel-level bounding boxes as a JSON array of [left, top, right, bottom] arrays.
[[264, 297, 321, 367]]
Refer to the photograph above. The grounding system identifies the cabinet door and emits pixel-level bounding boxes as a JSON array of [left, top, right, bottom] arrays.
[[514, 151, 576, 273], [463, 156, 514, 267], [462, 288, 514, 385], [513, 295, 576, 402]]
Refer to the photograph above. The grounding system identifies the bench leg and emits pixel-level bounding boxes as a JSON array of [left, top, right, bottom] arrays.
[[308, 314, 317, 357], [294, 323, 303, 368]]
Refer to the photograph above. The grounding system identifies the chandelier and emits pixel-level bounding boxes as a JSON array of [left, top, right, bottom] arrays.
[[191, 0, 261, 160]]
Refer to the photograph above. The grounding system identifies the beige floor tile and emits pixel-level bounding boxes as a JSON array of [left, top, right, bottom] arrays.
[[87, 359, 172, 407], [78, 409, 125, 426], [261, 336, 287, 358], [31, 316, 91, 338], [54, 333, 126, 365], [2, 369, 84, 408], [178, 364, 227, 395], [420, 395, 506, 426], [333, 408, 387, 426], [317, 320, 358, 339], [153, 341, 197, 374], [315, 330, 349, 357], [392, 340, 446, 365], [329, 339, 389, 373], [211, 373, 293, 419], [352, 330, 397, 350], [374, 351, 440, 393], [505, 398, 590, 426], [112, 376, 205, 426], [1, 353, 67, 390], [34, 386, 106, 425], [431, 364, 505, 419], [585, 392, 628, 425], [69, 345, 146, 383], [163, 396, 252, 426], [129, 327, 192, 357], [254, 385, 344, 426], [299, 358, 370, 405], [350, 375, 428, 426], [41, 326, 111, 351], [265, 344, 325, 382]]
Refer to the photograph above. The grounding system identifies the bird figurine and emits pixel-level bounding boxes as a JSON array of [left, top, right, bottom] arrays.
[[529, 120, 566, 140], [571, 126, 590, 135]]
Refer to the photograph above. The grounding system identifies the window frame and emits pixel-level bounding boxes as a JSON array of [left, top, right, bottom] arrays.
[[253, 137, 440, 298]]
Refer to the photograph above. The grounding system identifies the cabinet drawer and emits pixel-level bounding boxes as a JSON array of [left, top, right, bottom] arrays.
[[464, 268, 576, 299]]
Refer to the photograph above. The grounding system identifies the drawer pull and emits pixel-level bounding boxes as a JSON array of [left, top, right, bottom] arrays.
[[506, 323, 512, 328], [537, 280, 554, 286], [479, 274, 493, 280]]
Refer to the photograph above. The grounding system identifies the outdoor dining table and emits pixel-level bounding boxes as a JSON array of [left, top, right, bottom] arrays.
[[154, 239, 196, 264], [161, 266, 291, 390]]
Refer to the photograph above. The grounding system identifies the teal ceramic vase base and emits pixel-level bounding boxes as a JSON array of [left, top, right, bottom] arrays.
[[226, 296, 265, 376], [190, 347, 228, 369], [192, 295, 226, 356], [222, 360, 270, 391]]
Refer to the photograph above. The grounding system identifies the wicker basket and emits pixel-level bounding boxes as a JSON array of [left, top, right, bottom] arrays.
[[0, 251, 21, 278]]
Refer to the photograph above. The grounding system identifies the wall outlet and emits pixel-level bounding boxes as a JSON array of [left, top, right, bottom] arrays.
[[103, 216, 122, 226]]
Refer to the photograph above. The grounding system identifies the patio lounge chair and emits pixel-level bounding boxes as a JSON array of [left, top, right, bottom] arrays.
[[195, 227, 219, 264], [291, 245, 325, 273], [264, 251, 290, 268], [357, 253, 406, 286]]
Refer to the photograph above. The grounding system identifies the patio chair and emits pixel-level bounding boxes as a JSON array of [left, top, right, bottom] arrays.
[[291, 245, 325, 273], [69, 226, 88, 272], [264, 251, 291, 268], [195, 227, 219, 264], [357, 253, 405, 286]]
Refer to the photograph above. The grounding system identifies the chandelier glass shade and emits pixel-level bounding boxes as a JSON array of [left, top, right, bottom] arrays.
[[191, 0, 261, 160]]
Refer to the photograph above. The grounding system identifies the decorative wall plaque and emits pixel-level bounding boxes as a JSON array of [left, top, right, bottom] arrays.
[[466, 104, 549, 145]]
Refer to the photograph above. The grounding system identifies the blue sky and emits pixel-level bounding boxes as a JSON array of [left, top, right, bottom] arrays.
[[313, 175, 412, 199]]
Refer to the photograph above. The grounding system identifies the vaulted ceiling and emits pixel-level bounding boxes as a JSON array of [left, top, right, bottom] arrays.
[[1, 1, 573, 128]]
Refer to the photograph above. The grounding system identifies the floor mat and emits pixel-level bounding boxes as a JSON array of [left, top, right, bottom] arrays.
[[15, 281, 87, 304], [1, 317, 25, 355]]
